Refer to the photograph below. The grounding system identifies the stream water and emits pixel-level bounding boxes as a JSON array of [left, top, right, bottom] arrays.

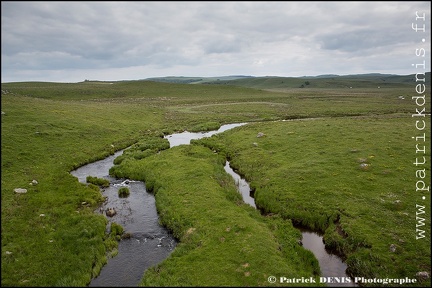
[[70, 151, 176, 287], [71, 122, 355, 287], [223, 161, 256, 208], [164, 122, 247, 147]]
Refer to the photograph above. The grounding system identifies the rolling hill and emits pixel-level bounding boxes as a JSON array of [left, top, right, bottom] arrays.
[[145, 72, 431, 89]]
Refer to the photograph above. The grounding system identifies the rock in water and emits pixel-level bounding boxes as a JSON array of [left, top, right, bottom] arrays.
[[106, 208, 116, 217]]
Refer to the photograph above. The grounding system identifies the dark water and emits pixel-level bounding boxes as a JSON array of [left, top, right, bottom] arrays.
[[299, 229, 356, 287], [70, 152, 176, 287]]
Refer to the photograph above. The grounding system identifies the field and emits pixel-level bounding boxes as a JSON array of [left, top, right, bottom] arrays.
[[1, 76, 430, 287]]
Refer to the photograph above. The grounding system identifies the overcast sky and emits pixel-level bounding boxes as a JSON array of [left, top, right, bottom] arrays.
[[1, 1, 430, 83]]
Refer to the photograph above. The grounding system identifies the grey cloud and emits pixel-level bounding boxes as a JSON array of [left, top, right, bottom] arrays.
[[318, 29, 409, 53], [1, 1, 431, 82]]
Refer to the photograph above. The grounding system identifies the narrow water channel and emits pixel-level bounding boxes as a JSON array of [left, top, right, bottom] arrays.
[[223, 161, 356, 287], [298, 228, 354, 287], [223, 161, 256, 208]]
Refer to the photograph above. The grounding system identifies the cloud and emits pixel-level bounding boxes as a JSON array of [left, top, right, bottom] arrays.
[[319, 29, 406, 53], [1, 1, 430, 82]]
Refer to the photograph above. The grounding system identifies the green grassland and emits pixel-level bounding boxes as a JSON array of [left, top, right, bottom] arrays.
[[109, 144, 322, 286], [1, 77, 430, 286], [146, 75, 253, 84], [195, 116, 430, 283]]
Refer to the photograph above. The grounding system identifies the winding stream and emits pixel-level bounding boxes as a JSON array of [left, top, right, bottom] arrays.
[[71, 151, 176, 287], [71, 122, 355, 287], [224, 161, 356, 287]]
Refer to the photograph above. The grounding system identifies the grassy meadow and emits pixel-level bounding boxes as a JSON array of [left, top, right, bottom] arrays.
[[1, 77, 430, 286], [195, 116, 430, 282]]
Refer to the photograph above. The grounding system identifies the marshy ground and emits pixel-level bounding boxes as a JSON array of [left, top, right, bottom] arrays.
[[1, 76, 430, 286]]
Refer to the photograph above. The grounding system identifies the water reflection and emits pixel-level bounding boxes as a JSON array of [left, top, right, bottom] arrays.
[[300, 229, 356, 287], [165, 123, 247, 147], [223, 161, 256, 208]]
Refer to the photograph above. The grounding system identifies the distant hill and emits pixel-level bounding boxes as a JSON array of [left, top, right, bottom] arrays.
[[145, 73, 430, 89], [146, 75, 254, 84]]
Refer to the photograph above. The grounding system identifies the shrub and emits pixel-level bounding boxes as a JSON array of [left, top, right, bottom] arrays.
[[86, 176, 110, 187], [87, 183, 100, 191], [189, 121, 221, 132], [118, 187, 130, 198], [110, 222, 124, 240]]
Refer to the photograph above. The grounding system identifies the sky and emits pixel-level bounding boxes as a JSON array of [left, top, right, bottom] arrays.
[[1, 1, 431, 83]]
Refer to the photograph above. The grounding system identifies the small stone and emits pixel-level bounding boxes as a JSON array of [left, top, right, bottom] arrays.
[[186, 227, 196, 235], [31, 180, 38, 185], [257, 132, 265, 138], [106, 208, 116, 217], [122, 233, 132, 239], [5, 251, 12, 255], [389, 244, 397, 253], [14, 188, 27, 194], [39, 214, 45, 217], [252, 142, 258, 147], [416, 271, 430, 281], [359, 163, 370, 170]]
